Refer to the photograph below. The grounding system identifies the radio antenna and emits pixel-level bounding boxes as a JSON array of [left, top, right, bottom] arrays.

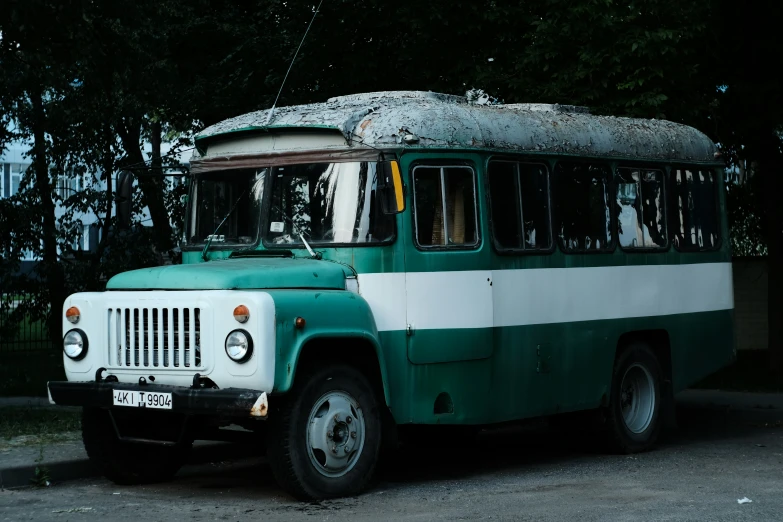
[[265, 0, 325, 127]]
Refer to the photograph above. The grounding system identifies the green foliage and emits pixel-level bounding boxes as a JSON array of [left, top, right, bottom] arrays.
[[726, 180, 767, 256], [31, 446, 51, 487], [0, 0, 781, 359], [0, 352, 65, 397]]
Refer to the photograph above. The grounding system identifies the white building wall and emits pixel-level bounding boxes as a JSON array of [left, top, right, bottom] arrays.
[[0, 134, 190, 260]]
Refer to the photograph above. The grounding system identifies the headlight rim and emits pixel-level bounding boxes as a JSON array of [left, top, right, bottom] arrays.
[[63, 328, 89, 361], [225, 329, 253, 363]]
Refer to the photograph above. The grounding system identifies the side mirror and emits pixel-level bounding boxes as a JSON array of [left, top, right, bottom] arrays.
[[377, 160, 405, 214], [115, 170, 132, 230]]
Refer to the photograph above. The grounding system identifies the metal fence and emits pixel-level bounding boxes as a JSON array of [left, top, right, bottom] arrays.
[[0, 292, 53, 352]]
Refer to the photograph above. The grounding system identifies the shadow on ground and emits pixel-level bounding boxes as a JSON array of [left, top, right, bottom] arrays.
[[150, 399, 783, 501]]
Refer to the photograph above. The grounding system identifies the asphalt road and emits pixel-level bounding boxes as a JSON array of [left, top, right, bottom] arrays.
[[1, 402, 782, 522]]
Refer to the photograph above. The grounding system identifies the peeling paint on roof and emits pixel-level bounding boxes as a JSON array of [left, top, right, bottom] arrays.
[[196, 91, 717, 163]]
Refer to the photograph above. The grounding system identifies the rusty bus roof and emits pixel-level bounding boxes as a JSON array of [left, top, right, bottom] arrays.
[[194, 91, 718, 163]]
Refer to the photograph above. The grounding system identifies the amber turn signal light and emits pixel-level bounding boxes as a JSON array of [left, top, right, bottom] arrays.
[[233, 305, 250, 323], [65, 306, 80, 324], [295, 317, 306, 329]]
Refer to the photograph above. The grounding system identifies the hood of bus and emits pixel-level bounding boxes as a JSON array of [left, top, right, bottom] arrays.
[[105, 257, 352, 291]]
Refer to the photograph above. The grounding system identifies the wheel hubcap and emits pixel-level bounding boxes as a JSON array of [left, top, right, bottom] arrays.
[[306, 391, 365, 477], [620, 363, 656, 434]]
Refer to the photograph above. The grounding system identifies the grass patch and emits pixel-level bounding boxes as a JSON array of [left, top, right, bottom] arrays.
[[693, 350, 783, 392], [0, 406, 81, 440]]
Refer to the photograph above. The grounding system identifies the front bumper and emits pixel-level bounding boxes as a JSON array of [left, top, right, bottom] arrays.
[[47, 381, 269, 418]]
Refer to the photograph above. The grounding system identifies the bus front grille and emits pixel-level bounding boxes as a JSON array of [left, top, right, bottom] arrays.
[[107, 307, 201, 368]]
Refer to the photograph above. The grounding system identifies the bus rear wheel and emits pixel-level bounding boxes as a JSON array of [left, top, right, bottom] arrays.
[[267, 364, 382, 500], [605, 343, 662, 453]]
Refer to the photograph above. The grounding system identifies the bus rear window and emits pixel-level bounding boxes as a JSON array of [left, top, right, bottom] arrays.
[[616, 168, 667, 249], [554, 162, 613, 252], [670, 169, 720, 251], [488, 161, 551, 252]]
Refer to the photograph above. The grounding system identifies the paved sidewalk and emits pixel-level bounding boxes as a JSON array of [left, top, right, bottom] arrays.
[[676, 389, 783, 410], [2, 389, 782, 490]]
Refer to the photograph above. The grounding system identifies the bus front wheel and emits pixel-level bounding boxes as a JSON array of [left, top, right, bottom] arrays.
[[605, 343, 662, 453], [267, 364, 382, 500]]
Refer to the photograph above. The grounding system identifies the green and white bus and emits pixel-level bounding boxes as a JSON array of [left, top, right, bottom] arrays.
[[49, 91, 734, 500]]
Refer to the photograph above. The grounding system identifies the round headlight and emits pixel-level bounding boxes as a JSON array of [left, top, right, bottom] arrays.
[[225, 329, 253, 362], [63, 329, 88, 360]]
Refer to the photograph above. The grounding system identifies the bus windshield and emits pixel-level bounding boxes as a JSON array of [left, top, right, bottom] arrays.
[[188, 161, 395, 247], [264, 161, 394, 246], [188, 168, 267, 246]]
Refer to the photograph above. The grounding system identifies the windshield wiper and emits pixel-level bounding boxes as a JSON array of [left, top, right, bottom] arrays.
[[299, 233, 318, 259], [270, 204, 322, 259], [201, 191, 247, 262]]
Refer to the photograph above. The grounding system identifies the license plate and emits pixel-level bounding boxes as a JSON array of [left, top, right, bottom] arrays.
[[112, 390, 172, 410]]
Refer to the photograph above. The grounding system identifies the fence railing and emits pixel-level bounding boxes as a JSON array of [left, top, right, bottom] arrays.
[[0, 293, 53, 352]]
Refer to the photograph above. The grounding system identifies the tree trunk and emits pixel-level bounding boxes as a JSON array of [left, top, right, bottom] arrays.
[[116, 119, 173, 253], [90, 126, 114, 285], [759, 132, 783, 375], [31, 92, 66, 348]]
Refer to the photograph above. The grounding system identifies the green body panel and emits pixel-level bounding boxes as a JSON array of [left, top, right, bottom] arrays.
[[379, 310, 733, 425], [160, 147, 734, 427], [184, 243, 407, 274], [267, 289, 390, 404], [407, 329, 493, 364], [106, 257, 351, 290]]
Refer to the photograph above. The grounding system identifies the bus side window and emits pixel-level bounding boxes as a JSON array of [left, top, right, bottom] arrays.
[[487, 160, 551, 251], [412, 165, 478, 248], [670, 169, 720, 251], [615, 168, 667, 249], [554, 162, 613, 252]]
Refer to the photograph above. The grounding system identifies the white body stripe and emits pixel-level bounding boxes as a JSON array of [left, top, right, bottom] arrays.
[[358, 262, 733, 332], [406, 271, 494, 330], [357, 272, 407, 332]]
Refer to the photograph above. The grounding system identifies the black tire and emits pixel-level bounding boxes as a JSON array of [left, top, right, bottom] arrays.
[[82, 407, 192, 485], [267, 364, 382, 500], [605, 343, 663, 453]]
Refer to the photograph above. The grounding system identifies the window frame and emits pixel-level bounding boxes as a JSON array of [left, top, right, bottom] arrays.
[[668, 166, 722, 253], [485, 157, 555, 256], [614, 165, 670, 253], [552, 159, 617, 254], [410, 162, 481, 251]]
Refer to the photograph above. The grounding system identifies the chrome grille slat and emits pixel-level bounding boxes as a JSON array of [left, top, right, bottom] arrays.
[[108, 306, 201, 369]]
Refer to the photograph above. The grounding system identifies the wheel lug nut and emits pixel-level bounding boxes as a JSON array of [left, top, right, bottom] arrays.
[[346, 416, 352, 424], [327, 431, 333, 439], [351, 432, 356, 439], [344, 446, 350, 453], [331, 446, 337, 454]]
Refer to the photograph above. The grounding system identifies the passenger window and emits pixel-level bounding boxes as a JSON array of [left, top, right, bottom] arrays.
[[615, 168, 667, 249], [671, 168, 720, 251], [554, 162, 613, 252], [412, 166, 478, 247], [488, 161, 551, 251]]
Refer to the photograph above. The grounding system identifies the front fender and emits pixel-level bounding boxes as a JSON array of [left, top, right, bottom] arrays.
[[266, 290, 391, 405]]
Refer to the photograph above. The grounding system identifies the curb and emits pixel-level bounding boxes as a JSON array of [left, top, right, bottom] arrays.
[[0, 441, 263, 490], [0, 459, 97, 489]]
